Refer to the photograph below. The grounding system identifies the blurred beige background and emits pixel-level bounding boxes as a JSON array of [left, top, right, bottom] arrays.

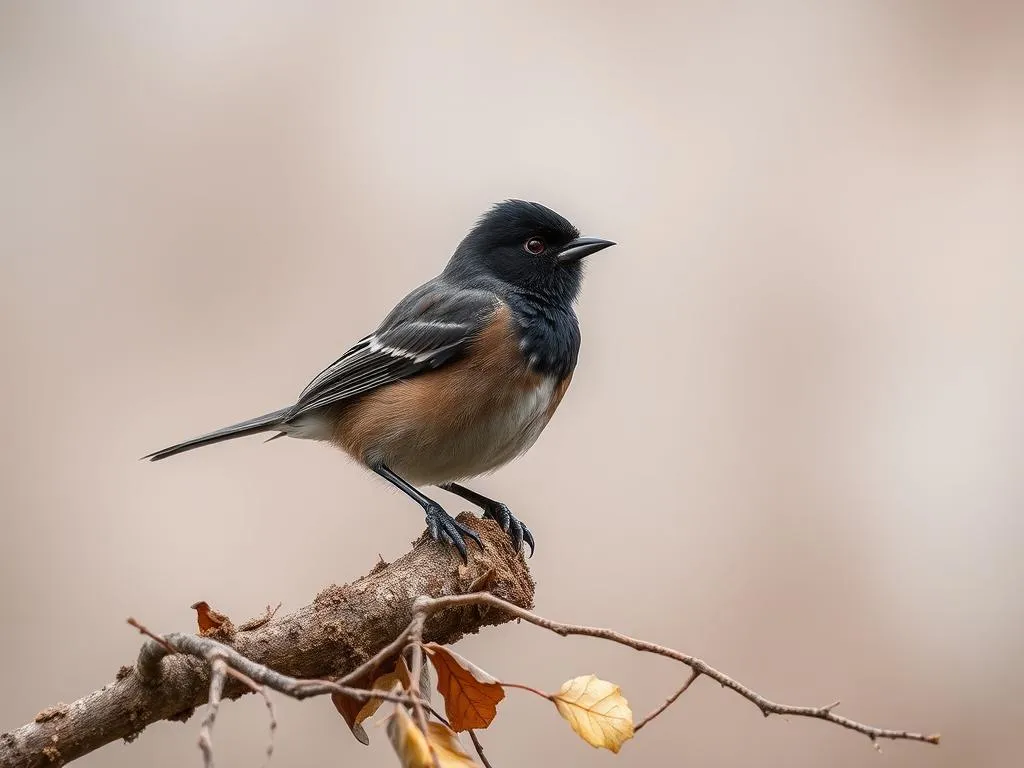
[[2, 1, 1022, 766]]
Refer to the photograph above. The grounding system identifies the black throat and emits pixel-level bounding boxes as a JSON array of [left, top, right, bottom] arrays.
[[504, 292, 581, 381]]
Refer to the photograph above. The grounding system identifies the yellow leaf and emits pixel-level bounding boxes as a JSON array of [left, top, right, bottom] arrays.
[[387, 704, 477, 767], [552, 675, 634, 753], [424, 643, 505, 731]]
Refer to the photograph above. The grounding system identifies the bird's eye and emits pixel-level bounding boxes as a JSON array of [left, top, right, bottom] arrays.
[[524, 237, 546, 255]]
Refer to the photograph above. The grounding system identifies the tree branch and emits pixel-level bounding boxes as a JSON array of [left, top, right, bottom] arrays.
[[415, 592, 941, 746], [0, 510, 940, 767], [634, 668, 700, 732], [0, 514, 534, 768]]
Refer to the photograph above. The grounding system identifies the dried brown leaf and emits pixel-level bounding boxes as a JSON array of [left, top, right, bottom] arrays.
[[424, 642, 504, 732], [331, 684, 372, 746], [331, 655, 403, 745], [191, 601, 231, 635]]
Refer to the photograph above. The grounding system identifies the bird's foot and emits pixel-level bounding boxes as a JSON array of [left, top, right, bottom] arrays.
[[481, 502, 535, 557], [424, 503, 483, 562]]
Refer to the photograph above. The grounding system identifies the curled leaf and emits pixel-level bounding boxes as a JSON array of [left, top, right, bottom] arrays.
[[424, 643, 505, 732], [354, 671, 403, 727], [387, 704, 477, 767], [191, 601, 232, 635], [552, 675, 634, 753], [333, 652, 419, 744], [331, 683, 372, 746], [331, 655, 399, 744]]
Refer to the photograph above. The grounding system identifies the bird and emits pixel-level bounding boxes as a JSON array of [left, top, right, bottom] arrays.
[[145, 200, 615, 560]]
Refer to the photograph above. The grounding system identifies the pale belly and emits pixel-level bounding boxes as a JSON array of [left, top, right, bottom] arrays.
[[371, 376, 558, 485], [289, 372, 565, 486]]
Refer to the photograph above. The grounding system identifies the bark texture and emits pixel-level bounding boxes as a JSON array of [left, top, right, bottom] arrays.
[[0, 514, 534, 768]]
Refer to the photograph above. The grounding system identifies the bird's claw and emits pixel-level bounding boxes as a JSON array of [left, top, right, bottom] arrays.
[[424, 504, 483, 562], [482, 503, 535, 557]]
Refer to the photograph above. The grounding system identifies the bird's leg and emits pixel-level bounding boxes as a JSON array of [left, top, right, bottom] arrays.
[[439, 483, 534, 556], [372, 465, 482, 561]]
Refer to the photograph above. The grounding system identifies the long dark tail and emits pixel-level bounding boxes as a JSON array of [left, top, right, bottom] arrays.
[[143, 407, 292, 461]]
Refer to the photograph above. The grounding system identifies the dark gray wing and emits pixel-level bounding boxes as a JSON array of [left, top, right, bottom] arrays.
[[288, 283, 498, 417]]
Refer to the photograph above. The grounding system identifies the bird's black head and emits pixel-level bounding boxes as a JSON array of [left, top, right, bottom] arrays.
[[444, 200, 615, 304]]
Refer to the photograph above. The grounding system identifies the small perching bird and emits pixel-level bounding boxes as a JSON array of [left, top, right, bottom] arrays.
[[146, 200, 615, 559]]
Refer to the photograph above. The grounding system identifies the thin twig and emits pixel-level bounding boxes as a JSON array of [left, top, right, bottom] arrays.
[[498, 682, 551, 700], [425, 705, 450, 727], [468, 730, 495, 768], [224, 668, 277, 768], [427, 697, 492, 768], [198, 656, 227, 768], [635, 669, 700, 732], [127, 617, 176, 655], [415, 593, 940, 746], [335, 624, 414, 687], [404, 614, 441, 768], [129, 584, 938, 768], [239, 602, 283, 632], [129, 585, 939, 768]]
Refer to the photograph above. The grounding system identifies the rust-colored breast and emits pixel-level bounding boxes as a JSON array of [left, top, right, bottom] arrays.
[[330, 303, 548, 470]]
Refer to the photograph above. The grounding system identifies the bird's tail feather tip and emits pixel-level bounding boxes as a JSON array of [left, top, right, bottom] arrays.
[[141, 407, 292, 463]]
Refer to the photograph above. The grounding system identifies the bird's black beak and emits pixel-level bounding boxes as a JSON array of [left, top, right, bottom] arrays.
[[557, 236, 616, 263]]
